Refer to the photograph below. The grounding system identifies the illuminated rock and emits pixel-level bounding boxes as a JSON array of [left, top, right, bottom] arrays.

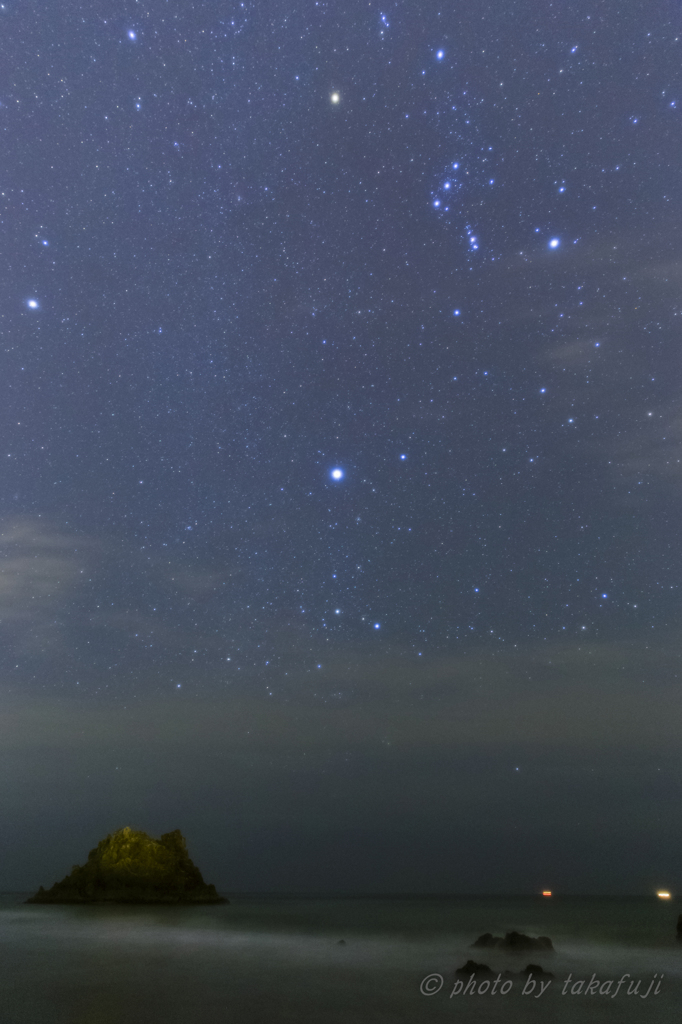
[[26, 827, 226, 904]]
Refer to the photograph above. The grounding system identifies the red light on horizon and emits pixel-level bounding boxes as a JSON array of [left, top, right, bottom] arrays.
[[542, 890, 552, 897]]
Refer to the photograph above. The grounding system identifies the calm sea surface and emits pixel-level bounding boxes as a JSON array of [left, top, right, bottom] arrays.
[[0, 894, 679, 1023]]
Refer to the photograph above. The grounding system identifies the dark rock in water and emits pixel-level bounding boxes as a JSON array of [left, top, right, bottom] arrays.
[[26, 827, 226, 905], [505, 931, 553, 951], [521, 964, 554, 978], [472, 931, 554, 951], [455, 960, 494, 976], [677, 914, 682, 939]]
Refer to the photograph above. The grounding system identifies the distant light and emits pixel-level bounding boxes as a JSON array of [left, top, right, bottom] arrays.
[[26, 299, 39, 309], [330, 92, 340, 104], [657, 891, 672, 899], [542, 890, 552, 897], [330, 468, 344, 480], [453, 309, 460, 316], [436, 50, 444, 60], [549, 238, 560, 248]]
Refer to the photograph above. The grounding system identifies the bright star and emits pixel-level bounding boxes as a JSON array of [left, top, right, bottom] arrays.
[[453, 162, 459, 169], [549, 238, 560, 248], [330, 92, 340, 104], [433, 199, 440, 207], [374, 623, 380, 629], [436, 50, 444, 60], [400, 454, 407, 460], [26, 299, 39, 309], [330, 468, 344, 480], [41, 239, 49, 246], [128, 30, 136, 40], [453, 309, 461, 316], [443, 181, 451, 189]]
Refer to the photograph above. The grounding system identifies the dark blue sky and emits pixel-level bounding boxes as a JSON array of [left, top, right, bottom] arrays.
[[1, 0, 682, 893]]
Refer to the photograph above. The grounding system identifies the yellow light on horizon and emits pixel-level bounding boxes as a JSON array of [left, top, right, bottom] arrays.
[[657, 891, 672, 899], [542, 890, 552, 897], [330, 92, 340, 104]]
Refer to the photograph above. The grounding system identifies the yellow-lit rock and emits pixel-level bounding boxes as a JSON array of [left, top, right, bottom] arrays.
[[26, 827, 227, 904]]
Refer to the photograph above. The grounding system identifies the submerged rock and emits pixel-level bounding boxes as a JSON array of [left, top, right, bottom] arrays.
[[455, 960, 494, 976], [455, 960, 554, 980], [520, 964, 554, 978], [26, 827, 226, 904], [472, 931, 553, 951]]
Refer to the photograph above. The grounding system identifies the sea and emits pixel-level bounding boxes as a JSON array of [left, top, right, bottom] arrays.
[[0, 893, 679, 1023]]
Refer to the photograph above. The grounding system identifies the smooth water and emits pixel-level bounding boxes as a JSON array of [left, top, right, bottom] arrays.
[[0, 894, 679, 1022]]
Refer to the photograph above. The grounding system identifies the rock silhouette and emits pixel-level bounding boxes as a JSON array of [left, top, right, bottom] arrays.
[[455, 960, 555, 979], [26, 827, 226, 904], [472, 931, 554, 951], [456, 960, 495, 976]]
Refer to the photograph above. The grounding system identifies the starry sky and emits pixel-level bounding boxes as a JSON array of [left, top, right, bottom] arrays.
[[2, 0, 682, 894]]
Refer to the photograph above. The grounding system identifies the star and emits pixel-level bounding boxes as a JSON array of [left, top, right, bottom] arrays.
[[330, 468, 344, 480], [549, 238, 560, 248], [330, 92, 340, 104], [26, 299, 39, 309]]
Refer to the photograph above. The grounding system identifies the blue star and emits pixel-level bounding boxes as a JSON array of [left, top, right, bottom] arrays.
[[549, 238, 560, 248], [453, 309, 461, 316], [128, 30, 137, 40], [330, 468, 344, 480], [436, 50, 444, 60], [26, 299, 39, 309]]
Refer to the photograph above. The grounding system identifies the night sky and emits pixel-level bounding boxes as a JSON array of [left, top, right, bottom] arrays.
[[2, 0, 682, 894]]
